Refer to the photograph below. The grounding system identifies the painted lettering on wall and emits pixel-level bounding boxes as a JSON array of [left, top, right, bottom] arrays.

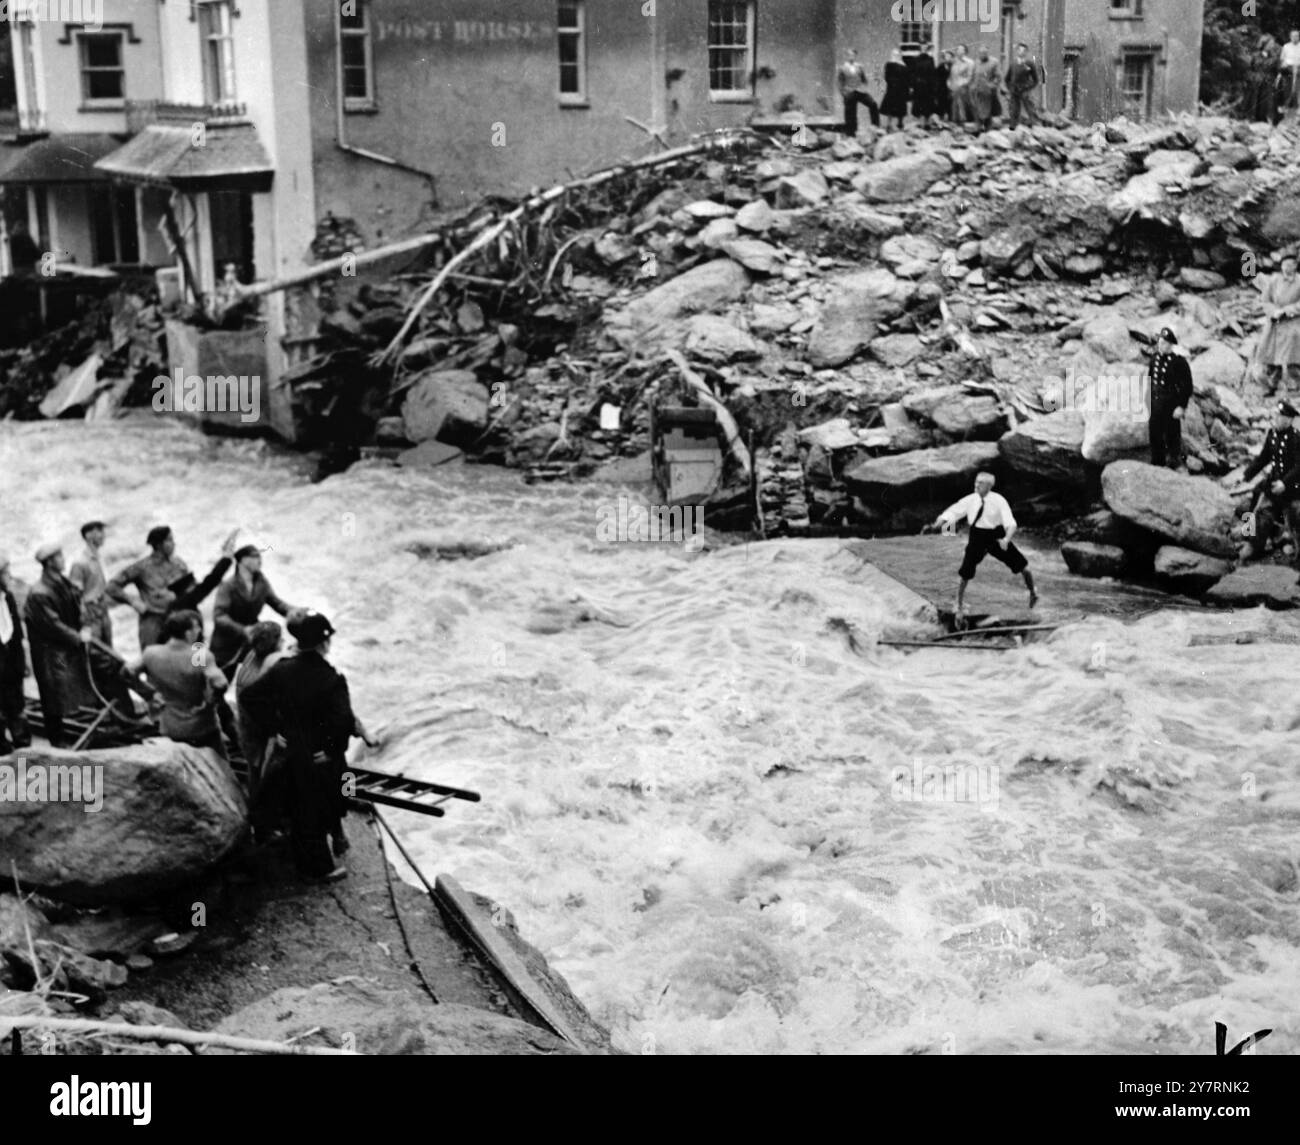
[[375, 19, 553, 44]]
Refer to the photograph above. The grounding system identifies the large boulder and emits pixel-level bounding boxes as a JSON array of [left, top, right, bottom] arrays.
[[879, 234, 942, 277], [0, 743, 246, 906], [215, 980, 583, 1056], [1204, 565, 1300, 609], [721, 238, 782, 274], [806, 269, 911, 368], [609, 258, 750, 351], [844, 441, 1000, 522], [1061, 542, 1128, 579], [1081, 410, 1149, 466], [401, 369, 489, 445], [1101, 460, 1237, 558], [842, 202, 906, 236], [1081, 312, 1135, 361], [980, 226, 1035, 274], [869, 333, 924, 368], [850, 150, 953, 203], [998, 412, 1089, 485], [682, 314, 765, 362], [1192, 342, 1247, 389], [902, 386, 1007, 439], [775, 169, 829, 209], [1153, 545, 1232, 595]]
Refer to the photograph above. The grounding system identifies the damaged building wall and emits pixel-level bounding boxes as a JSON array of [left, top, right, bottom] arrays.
[[1065, 0, 1204, 122], [305, 0, 845, 243]]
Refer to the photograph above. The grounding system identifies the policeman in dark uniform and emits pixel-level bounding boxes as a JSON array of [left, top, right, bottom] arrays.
[[238, 611, 380, 881], [1145, 327, 1194, 469], [1232, 400, 1300, 563]]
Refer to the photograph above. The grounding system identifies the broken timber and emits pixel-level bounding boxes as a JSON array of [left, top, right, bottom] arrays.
[[228, 130, 758, 337]]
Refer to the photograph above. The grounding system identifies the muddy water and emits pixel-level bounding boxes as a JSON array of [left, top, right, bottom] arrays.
[[4, 420, 1298, 1055]]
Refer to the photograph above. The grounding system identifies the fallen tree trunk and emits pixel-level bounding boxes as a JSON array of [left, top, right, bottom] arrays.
[[378, 131, 757, 365], [0, 1014, 358, 1056]]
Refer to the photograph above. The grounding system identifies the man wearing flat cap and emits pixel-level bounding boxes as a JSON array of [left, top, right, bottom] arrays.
[[68, 521, 112, 649], [1145, 327, 1194, 470], [1231, 400, 1300, 564], [209, 544, 298, 671], [23, 544, 95, 747], [239, 611, 380, 881]]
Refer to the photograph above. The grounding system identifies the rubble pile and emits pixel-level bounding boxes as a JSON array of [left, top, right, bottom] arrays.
[[308, 113, 1297, 567]]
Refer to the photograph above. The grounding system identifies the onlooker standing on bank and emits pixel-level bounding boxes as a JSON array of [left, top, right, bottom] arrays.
[[1005, 42, 1041, 128], [948, 45, 975, 126], [69, 520, 112, 648], [881, 49, 910, 131], [1145, 327, 1194, 470], [0, 555, 30, 756], [838, 48, 880, 136]]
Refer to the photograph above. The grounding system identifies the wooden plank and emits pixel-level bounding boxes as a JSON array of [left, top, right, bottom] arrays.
[[434, 874, 590, 1053]]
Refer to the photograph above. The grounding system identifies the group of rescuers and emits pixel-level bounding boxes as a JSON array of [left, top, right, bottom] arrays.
[[0, 524, 379, 882], [920, 323, 1300, 621]]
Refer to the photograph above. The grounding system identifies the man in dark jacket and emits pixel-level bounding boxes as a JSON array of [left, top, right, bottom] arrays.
[[1233, 401, 1300, 563], [209, 546, 297, 670], [0, 554, 30, 755], [238, 612, 379, 881], [24, 544, 96, 747], [1145, 327, 1194, 469], [1005, 42, 1040, 128]]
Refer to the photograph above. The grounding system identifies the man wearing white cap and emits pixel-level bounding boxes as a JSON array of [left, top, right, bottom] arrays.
[[23, 544, 94, 747]]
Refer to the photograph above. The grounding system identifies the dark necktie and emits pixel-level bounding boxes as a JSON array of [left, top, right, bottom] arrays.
[[973, 496, 986, 527]]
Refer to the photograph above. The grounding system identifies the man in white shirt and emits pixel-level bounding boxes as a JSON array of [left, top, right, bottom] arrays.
[[927, 472, 1038, 619], [1281, 31, 1300, 116]]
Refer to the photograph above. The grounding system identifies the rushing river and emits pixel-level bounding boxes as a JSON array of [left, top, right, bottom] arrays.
[[4, 420, 1299, 1055]]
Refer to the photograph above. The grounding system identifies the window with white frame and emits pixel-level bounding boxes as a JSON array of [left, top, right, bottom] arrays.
[[899, 20, 934, 58], [1062, 51, 1080, 118], [198, 0, 237, 105], [707, 0, 755, 100], [557, 1, 587, 103], [1120, 51, 1153, 119], [340, 1, 375, 109], [78, 31, 126, 105]]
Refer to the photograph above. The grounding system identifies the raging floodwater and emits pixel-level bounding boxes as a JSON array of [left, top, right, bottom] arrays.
[[4, 421, 1299, 1055]]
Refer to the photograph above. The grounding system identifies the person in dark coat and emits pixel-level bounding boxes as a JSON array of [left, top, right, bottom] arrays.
[[909, 49, 936, 125], [837, 47, 880, 135], [210, 545, 297, 670], [0, 555, 30, 755], [1144, 327, 1194, 469], [24, 545, 95, 747], [881, 49, 910, 130], [234, 621, 288, 840], [1005, 42, 1041, 128], [1231, 401, 1300, 564], [935, 51, 953, 121], [239, 612, 380, 880]]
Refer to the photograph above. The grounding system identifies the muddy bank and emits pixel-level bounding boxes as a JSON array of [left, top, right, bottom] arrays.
[[3, 805, 614, 1055]]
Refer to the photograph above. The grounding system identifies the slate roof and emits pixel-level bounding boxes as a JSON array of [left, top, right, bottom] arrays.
[[95, 123, 273, 189], [0, 134, 123, 184]]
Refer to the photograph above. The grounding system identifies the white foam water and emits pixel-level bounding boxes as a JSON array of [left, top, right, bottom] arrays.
[[4, 420, 1298, 1055]]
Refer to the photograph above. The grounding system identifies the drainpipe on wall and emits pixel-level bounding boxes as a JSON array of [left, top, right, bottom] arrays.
[[333, 26, 438, 207]]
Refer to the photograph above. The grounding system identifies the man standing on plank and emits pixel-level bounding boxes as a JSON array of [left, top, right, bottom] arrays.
[[926, 472, 1038, 622]]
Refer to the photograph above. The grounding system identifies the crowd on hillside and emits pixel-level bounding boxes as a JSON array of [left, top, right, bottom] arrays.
[[837, 42, 1047, 136]]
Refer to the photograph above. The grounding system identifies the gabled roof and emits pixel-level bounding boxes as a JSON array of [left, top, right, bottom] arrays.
[[95, 123, 273, 191], [0, 134, 123, 184]]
